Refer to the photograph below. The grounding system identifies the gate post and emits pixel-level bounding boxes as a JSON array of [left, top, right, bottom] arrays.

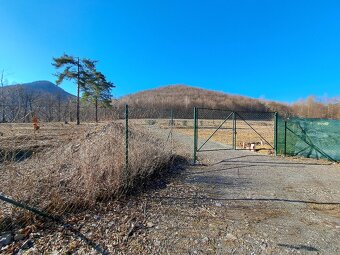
[[170, 109, 174, 153], [284, 120, 287, 157], [274, 112, 278, 156], [193, 107, 198, 164], [232, 112, 236, 149]]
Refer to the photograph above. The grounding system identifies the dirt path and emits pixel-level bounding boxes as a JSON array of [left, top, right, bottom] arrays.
[[142, 127, 340, 254]]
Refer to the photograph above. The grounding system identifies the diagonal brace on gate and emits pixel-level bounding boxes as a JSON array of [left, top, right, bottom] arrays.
[[236, 112, 274, 149], [197, 112, 233, 151]]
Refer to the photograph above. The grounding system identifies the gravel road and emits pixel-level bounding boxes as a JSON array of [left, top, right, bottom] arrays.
[[142, 127, 340, 254]]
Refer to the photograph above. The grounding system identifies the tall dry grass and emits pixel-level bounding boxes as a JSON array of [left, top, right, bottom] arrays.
[[1, 122, 181, 217]]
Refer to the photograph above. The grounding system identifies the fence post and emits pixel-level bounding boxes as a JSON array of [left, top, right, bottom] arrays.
[[125, 104, 129, 173], [284, 120, 287, 157], [170, 109, 174, 153], [274, 112, 278, 156], [232, 112, 236, 149], [170, 109, 174, 126], [193, 107, 198, 164]]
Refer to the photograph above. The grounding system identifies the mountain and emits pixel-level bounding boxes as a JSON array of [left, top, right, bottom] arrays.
[[1, 80, 74, 101], [118, 84, 292, 117]]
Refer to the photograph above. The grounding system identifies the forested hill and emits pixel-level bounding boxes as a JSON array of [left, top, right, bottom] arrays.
[[1, 81, 74, 100], [118, 85, 292, 117]]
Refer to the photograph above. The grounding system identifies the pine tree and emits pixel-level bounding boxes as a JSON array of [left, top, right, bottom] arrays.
[[52, 54, 97, 125], [82, 69, 114, 122]]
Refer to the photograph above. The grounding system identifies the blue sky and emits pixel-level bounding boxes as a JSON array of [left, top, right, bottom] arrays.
[[0, 0, 340, 102]]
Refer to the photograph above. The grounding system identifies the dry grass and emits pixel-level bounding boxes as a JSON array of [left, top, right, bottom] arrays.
[[0, 122, 180, 221], [0, 122, 100, 162]]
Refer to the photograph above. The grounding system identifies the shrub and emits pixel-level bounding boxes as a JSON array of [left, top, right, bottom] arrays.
[[1, 123, 182, 217]]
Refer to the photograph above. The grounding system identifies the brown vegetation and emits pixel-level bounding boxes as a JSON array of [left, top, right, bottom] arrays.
[[118, 85, 339, 119], [291, 96, 340, 119], [118, 85, 280, 118], [2, 83, 338, 122], [0, 123, 179, 219]]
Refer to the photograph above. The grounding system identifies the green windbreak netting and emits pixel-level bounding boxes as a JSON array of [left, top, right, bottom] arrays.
[[276, 117, 340, 162]]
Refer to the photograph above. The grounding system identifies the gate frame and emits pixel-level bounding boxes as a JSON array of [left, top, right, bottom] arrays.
[[193, 107, 278, 164]]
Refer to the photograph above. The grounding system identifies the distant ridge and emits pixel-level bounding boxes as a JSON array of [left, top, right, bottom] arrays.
[[119, 84, 291, 115], [1, 80, 74, 101]]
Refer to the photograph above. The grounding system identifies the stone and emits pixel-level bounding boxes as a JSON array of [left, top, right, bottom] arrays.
[[202, 237, 209, 243], [21, 239, 34, 250], [0, 234, 12, 248], [260, 242, 268, 250], [215, 202, 222, 207], [146, 222, 154, 228], [30, 232, 41, 238], [225, 233, 237, 242], [14, 233, 26, 241]]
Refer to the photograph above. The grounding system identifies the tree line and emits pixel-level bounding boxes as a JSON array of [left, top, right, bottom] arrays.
[[117, 85, 339, 120], [0, 87, 117, 123], [291, 96, 340, 119]]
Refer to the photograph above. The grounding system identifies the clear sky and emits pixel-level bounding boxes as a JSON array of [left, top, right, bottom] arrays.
[[1, 0, 340, 102]]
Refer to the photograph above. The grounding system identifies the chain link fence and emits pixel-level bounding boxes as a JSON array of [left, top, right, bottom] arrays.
[[0, 104, 193, 253]]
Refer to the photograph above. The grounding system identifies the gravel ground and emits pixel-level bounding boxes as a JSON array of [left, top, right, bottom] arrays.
[[140, 127, 340, 254], [1, 126, 339, 254]]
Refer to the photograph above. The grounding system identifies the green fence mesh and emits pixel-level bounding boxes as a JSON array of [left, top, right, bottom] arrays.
[[276, 117, 340, 162]]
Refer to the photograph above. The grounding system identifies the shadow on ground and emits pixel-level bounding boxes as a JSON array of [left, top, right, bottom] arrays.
[[278, 243, 319, 252]]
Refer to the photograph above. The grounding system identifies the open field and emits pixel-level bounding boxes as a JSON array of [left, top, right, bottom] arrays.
[[0, 122, 105, 161]]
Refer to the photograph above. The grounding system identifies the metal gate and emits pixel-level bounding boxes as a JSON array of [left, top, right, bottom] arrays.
[[193, 107, 277, 163]]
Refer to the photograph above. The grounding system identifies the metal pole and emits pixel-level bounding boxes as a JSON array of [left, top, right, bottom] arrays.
[[274, 112, 278, 156], [0, 194, 59, 221], [125, 104, 129, 173], [284, 120, 287, 157], [193, 107, 197, 164], [232, 112, 236, 149], [76, 57, 80, 125], [170, 109, 173, 153]]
